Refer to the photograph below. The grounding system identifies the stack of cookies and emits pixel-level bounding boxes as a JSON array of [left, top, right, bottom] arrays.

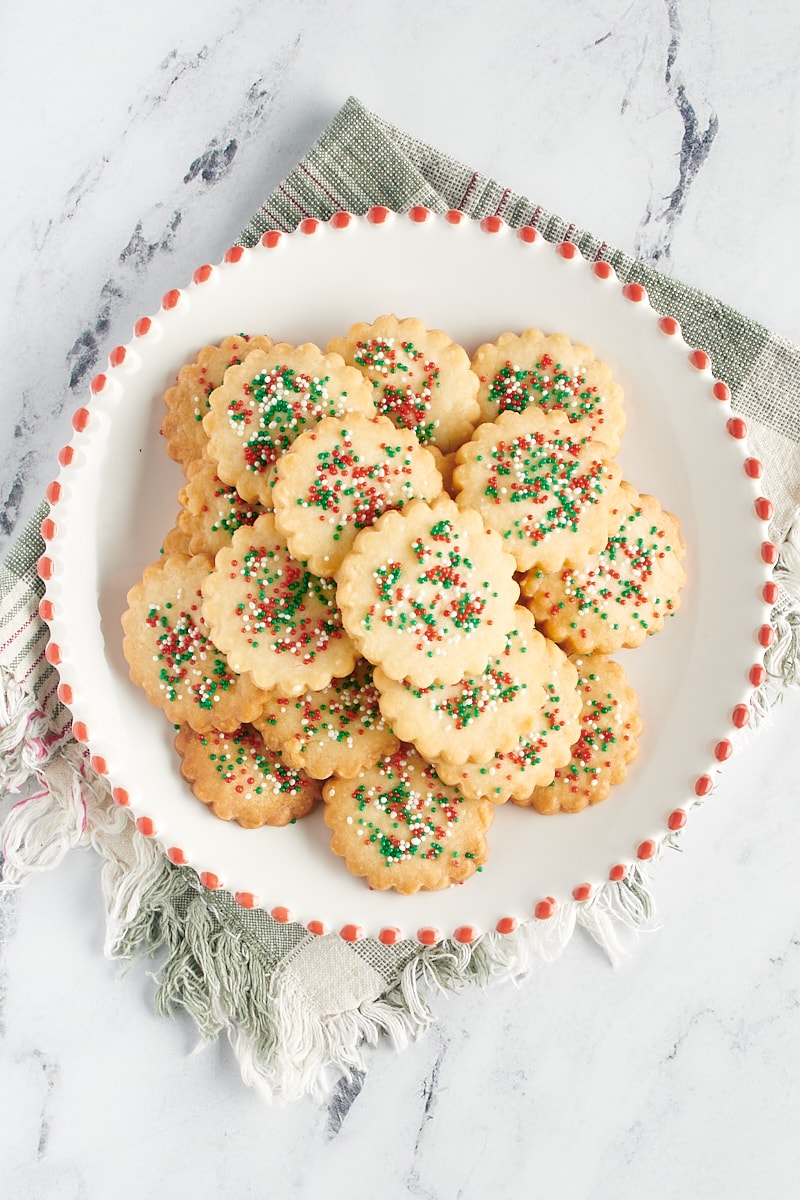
[[122, 316, 686, 894]]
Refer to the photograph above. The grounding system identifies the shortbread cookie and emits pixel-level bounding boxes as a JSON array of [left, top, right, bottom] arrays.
[[336, 495, 520, 688], [201, 513, 357, 694], [203, 344, 376, 505], [322, 745, 494, 893], [121, 554, 265, 732], [271, 412, 443, 576], [435, 638, 582, 802], [161, 519, 192, 556], [524, 654, 642, 813], [253, 660, 398, 780], [373, 607, 549, 766], [520, 482, 686, 652], [175, 723, 321, 827], [471, 328, 626, 453], [177, 456, 268, 558], [162, 334, 274, 473], [328, 315, 480, 453], [453, 408, 622, 573]]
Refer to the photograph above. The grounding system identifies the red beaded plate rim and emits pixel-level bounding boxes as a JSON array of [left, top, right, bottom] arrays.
[[38, 209, 774, 943]]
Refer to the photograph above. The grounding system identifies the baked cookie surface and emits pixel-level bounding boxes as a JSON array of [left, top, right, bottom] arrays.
[[434, 637, 582, 802], [453, 409, 622, 573], [271, 412, 443, 576], [373, 607, 549, 766], [162, 334, 274, 474], [524, 654, 642, 813], [203, 343, 376, 504], [121, 553, 265, 732], [328, 314, 480, 453], [520, 482, 686, 652], [253, 660, 399, 780], [175, 723, 321, 827], [322, 745, 494, 893], [178, 455, 268, 558], [201, 513, 357, 695], [471, 328, 625, 453], [335, 495, 520, 688]]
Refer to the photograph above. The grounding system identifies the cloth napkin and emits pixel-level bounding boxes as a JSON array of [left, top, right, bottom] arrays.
[[2, 96, 798, 1103]]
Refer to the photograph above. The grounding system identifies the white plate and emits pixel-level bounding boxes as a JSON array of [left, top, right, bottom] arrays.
[[41, 210, 774, 942]]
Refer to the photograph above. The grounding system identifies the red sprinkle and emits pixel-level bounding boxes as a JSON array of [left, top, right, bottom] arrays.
[[695, 774, 713, 797], [667, 809, 687, 831], [261, 230, 282, 249], [658, 316, 679, 336], [193, 264, 213, 284]]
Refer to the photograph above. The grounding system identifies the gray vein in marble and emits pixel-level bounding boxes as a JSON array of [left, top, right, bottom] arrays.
[[31, 1048, 60, 1160], [634, 0, 718, 266], [619, 35, 649, 117], [325, 1067, 366, 1138], [62, 54, 296, 392], [405, 1034, 447, 1199]]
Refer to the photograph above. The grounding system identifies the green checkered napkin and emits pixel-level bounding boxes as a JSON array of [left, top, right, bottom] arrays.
[[2, 96, 798, 1102]]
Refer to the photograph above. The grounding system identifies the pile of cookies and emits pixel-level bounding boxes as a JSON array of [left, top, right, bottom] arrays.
[[121, 316, 686, 894]]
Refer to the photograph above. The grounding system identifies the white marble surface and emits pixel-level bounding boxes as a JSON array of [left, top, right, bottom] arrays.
[[2, 1, 800, 1196]]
